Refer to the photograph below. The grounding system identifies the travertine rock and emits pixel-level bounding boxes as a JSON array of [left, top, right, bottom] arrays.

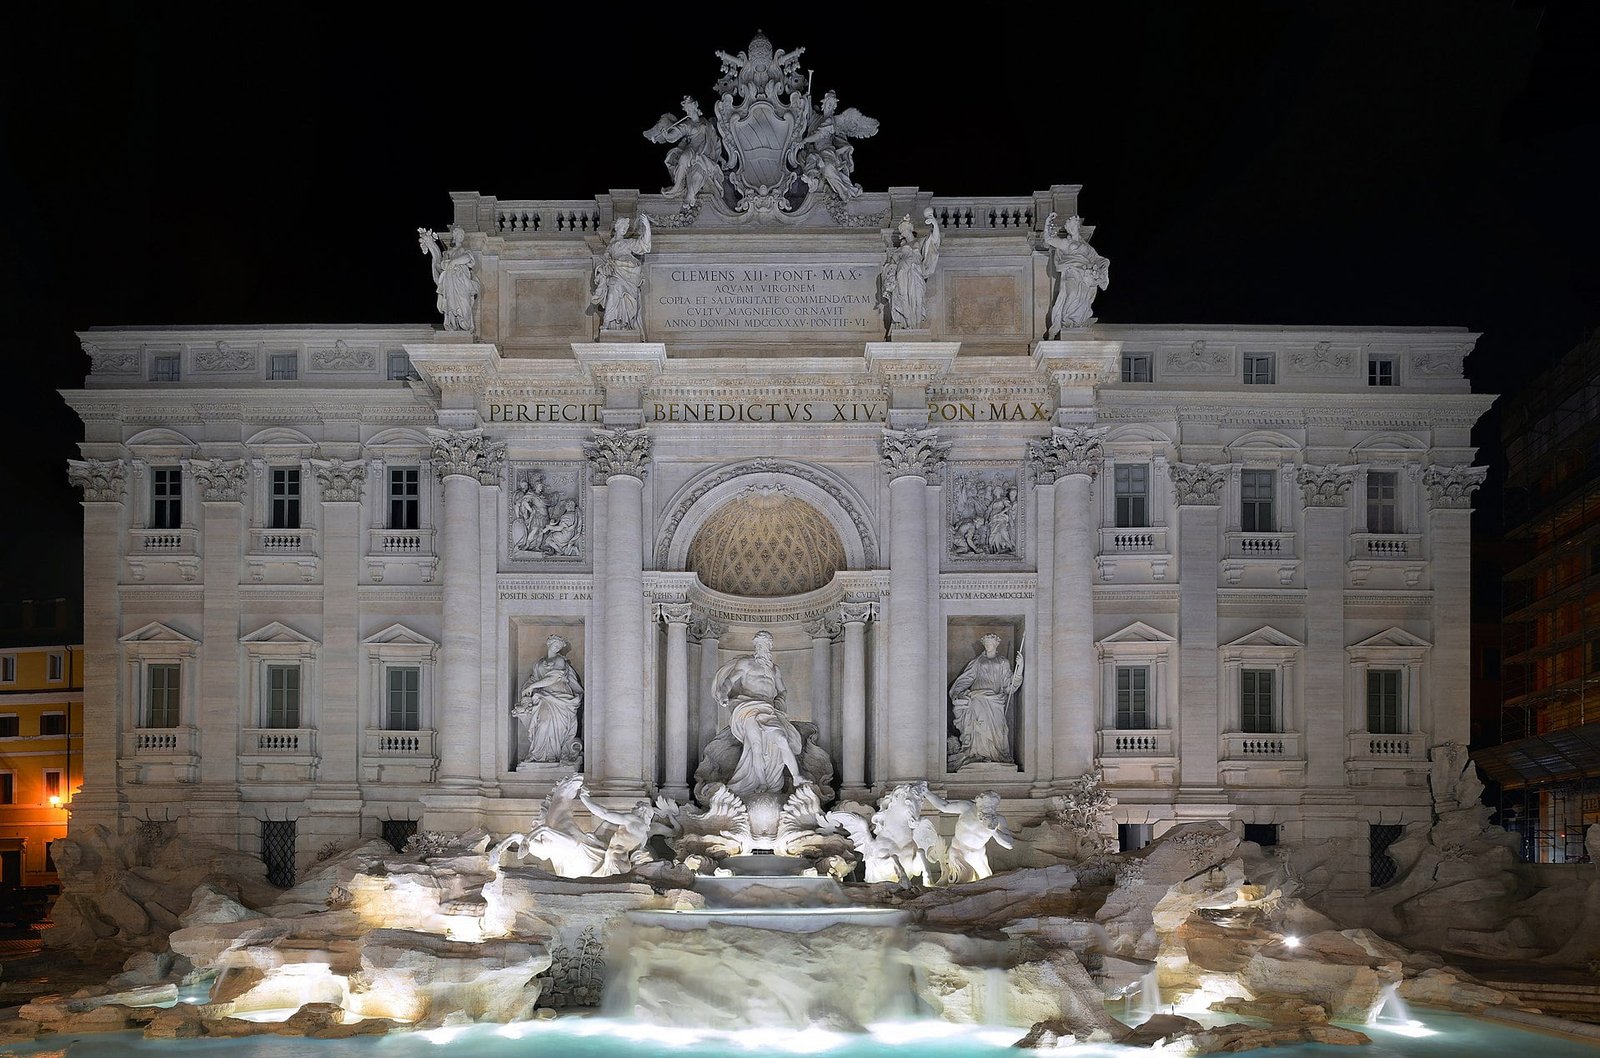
[[1176, 1022, 1371, 1054], [1396, 968, 1509, 1011], [1209, 996, 1329, 1023]]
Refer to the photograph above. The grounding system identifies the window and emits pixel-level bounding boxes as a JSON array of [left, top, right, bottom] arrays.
[[1241, 669, 1276, 732], [1114, 465, 1149, 528], [0, 657, 13, 683], [1243, 823, 1279, 848], [150, 355, 180, 382], [1370, 824, 1403, 887], [0, 774, 12, 804], [387, 352, 416, 381], [268, 353, 298, 381], [1244, 354, 1275, 385], [1240, 469, 1275, 532], [0, 716, 17, 738], [266, 665, 302, 728], [1120, 353, 1152, 383], [381, 819, 418, 854], [386, 667, 421, 731], [1367, 670, 1403, 733], [389, 468, 420, 530], [1118, 823, 1152, 852], [47, 653, 64, 681], [270, 468, 302, 530], [151, 467, 183, 529], [1366, 471, 1398, 533], [261, 820, 297, 888], [146, 663, 180, 727], [42, 770, 63, 802], [39, 713, 65, 736], [1368, 357, 1397, 387], [1115, 666, 1150, 729]]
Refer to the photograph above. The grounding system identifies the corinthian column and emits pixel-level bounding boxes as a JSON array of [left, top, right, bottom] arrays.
[[657, 602, 692, 800], [881, 426, 949, 783], [1297, 464, 1355, 789], [429, 428, 503, 789], [1029, 427, 1105, 782], [66, 460, 127, 834], [584, 426, 653, 794], [806, 614, 839, 767], [837, 601, 874, 794]]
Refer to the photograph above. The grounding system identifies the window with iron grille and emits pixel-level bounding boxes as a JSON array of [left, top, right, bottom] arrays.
[[39, 713, 65, 736], [389, 468, 420, 530], [1244, 354, 1275, 385], [268, 353, 298, 381], [152, 467, 183, 529], [1241, 669, 1276, 732], [1121, 354, 1152, 383], [1243, 822, 1279, 847], [270, 468, 301, 529], [261, 820, 297, 887], [387, 667, 420, 731], [1115, 666, 1149, 729], [388, 352, 416, 381], [1366, 471, 1398, 533], [266, 665, 301, 728], [1370, 824, 1403, 887], [0, 657, 12, 683], [150, 355, 180, 382], [1367, 357, 1397, 387], [381, 819, 418, 854], [147, 664, 180, 727], [1367, 670, 1403, 732], [1114, 465, 1149, 528], [1240, 469, 1275, 532]]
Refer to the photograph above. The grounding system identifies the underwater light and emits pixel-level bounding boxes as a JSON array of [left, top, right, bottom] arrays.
[[1283, 935, 1300, 948]]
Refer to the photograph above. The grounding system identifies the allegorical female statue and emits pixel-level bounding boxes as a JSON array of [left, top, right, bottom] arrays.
[[513, 635, 583, 765], [711, 629, 805, 796], [644, 96, 725, 208], [417, 225, 480, 332], [878, 209, 942, 332], [1041, 212, 1110, 337], [948, 634, 1025, 769], [591, 214, 652, 331]]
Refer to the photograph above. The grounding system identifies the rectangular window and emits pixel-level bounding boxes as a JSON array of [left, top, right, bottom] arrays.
[[0, 774, 12, 804], [1368, 357, 1397, 387], [1244, 354, 1276, 385], [1114, 465, 1150, 528], [1241, 669, 1276, 732], [150, 355, 180, 382], [1370, 823, 1403, 887], [0, 656, 13, 683], [152, 467, 183, 529], [266, 665, 302, 729], [1367, 670, 1403, 733], [387, 667, 421, 731], [0, 716, 17, 738], [42, 770, 62, 801], [1240, 469, 1275, 532], [147, 664, 180, 728], [261, 820, 297, 888], [389, 468, 420, 530], [1118, 823, 1152, 852], [1120, 353, 1152, 383], [268, 353, 298, 381], [1243, 822, 1279, 847], [46, 653, 64, 681], [1115, 666, 1150, 729], [381, 819, 418, 854], [1366, 471, 1398, 533], [270, 468, 302, 530], [387, 351, 415, 381], [39, 713, 65, 737]]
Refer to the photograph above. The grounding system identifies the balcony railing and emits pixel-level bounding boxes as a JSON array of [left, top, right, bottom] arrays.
[[1099, 526, 1169, 555], [1222, 731, 1303, 759], [1225, 531, 1296, 560], [1098, 729, 1174, 756], [128, 528, 197, 554], [368, 528, 434, 556], [1347, 731, 1426, 760], [249, 528, 315, 555], [244, 727, 317, 755], [363, 729, 436, 757], [130, 727, 197, 755], [1350, 533, 1423, 559]]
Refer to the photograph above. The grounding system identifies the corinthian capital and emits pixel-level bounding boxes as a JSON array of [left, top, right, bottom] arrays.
[[67, 459, 127, 503], [1028, 425, 1106, 482], [1168, 462, 1227, 506], [881, 426, 949, 480], [1422, 464, 1487, 510], [311, 458, 368, 502], [428, 427, 505, 485], [583, 426, 652, 480], [184, 458, 249, 502], [1295, 464, 1356, 507]]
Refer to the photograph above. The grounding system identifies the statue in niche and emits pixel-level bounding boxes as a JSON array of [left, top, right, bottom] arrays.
[[513, 635, 583, 766], [1040, 212, 1110, 337], [712, 629, 804, 796], [417, 225, 480, 333], [878, 209, 942, 332], [947, 634, 1024, 770], [510, 471, 582, 559], [591, 214, 652, 331], [797, 89, 878, 202], [644, 97, 725, 208], [927, 790, 1014, 883]]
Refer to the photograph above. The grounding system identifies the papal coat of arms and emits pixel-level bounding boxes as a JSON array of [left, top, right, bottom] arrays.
[[644, 33, 878, 220]]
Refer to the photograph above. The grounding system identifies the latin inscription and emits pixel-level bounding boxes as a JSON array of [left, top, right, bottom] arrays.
[[647, 263, 879, 335], [485, 400, 1051, 424]]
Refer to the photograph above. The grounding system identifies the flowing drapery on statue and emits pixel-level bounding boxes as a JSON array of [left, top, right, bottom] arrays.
[[712, 630, 804, 796], [1041, 212, 1109, 336], [591, 215, 652, 331], [513, 635, 582, 766], [948, 634, 1024, 769]]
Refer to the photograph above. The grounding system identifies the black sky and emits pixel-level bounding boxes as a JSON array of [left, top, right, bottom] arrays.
[[2, 3, 1596, 605]]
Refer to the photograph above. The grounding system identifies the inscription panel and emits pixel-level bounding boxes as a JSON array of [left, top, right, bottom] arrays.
[[644, 258, 880, 339]]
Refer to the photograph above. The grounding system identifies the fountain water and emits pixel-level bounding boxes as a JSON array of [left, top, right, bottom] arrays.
[[1371, 982, 1416, 1026]]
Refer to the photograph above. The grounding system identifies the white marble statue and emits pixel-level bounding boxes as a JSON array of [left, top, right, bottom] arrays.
[[948, 635, 1024, 769], [797, 89, 878, 201], [644, 96, 725, 208], [509, 478, 550, 553], [1041, 212, 1109, 336], [927, 789, 1014, 883], [510, 472, 582, 559], [823, 781, 942, 884], [507, 774, 663, 878], [417, 225, 480, 332], [591, 215, 652, 331], [512, 635, 583, 766], [711, 630, 804, 797], [578, 788, 661, 876], [879, 209, 942, 332]]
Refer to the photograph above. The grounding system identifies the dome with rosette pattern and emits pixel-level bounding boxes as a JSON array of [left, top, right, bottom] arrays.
[[687, 486, 845, 597]]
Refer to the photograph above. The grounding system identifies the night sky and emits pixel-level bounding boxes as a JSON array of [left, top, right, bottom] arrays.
[[2, 5, 1596, 609]]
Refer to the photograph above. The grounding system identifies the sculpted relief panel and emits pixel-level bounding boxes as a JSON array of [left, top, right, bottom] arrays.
[[947, 467, 1023, 560], [508, 464, 584, 561]]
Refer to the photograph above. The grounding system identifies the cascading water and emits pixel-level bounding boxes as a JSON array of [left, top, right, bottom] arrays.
[[1370, 982, 1415, 1026], [1134, 968, 1163, 1019]]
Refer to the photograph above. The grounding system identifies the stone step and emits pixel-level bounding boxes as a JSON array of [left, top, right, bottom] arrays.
[[1478, 981, 1600, 1024]]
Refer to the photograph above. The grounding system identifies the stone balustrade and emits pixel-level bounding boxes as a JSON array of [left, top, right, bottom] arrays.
[[245, 727, 317, 754], [130, 727, 197, 755], [492, 201, 605, 235], [128, 528, 197, 554], [1350, 533, 1423, 558], [1226, 531, 1296, 559], [368, 528, 433, 555], [1098, 728, 1174, 756], [1348, 731, 1426, 760], [248, 528, 315, 555], [929, 197, 1036, 231], [363, 729, 436, 757], [1099, 526, 1168, 554], [1221, 731, 1303, 759]]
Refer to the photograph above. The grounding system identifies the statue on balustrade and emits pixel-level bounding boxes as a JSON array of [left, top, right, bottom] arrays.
[[1040, 212, 1109, 337], [591, 214, 652, 331], [878, 209, 942, 333], [947, 634, 1024, 769], [797, 89, 878, 202], [645, 97, 726, 209], [513, 635, 583, 767], [417, 225, 480, 333]]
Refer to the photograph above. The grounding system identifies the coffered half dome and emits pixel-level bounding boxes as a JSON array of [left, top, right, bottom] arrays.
[[686, 486, 845, 598]]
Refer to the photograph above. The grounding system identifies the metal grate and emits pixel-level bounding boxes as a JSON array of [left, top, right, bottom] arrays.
[[381, 819, 418, 854], [261, 820, 297, 888], [1369, 824, 1404, 888], [1243, 823, 1280, 848]]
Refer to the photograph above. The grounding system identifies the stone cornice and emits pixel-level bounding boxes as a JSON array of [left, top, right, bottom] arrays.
[[864, 342, 959, 386], [571, 343, 668, 391]]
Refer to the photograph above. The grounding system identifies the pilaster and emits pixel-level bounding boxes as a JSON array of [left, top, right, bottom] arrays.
[[1297, 464, 1355, 789], [1424, 465, 1486, 745], [881, 427, 947, 782], [66, 460, 127, 833], [1169, 462, 1226, 797]]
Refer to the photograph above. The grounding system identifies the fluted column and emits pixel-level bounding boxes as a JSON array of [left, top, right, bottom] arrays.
[[1030, 427, 1105, 782], [806, 615, 838, 768], [66, 460, 127, 833], [1425, 465, 1487, 746], [585, 426, 653, 793], [1297, 465, 1355, 788], [429, 428, 503, 789], [838, 601, 874, 793], [882, 427, 949, 783], [658, 602, 692, 799], [1170, 462, 1228, 794]]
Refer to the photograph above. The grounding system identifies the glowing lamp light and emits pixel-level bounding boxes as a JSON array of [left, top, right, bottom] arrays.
[[1283, 935, 1301, 949], [48, 796, 62, 808]]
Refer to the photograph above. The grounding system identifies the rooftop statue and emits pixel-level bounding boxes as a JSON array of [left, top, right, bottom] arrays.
[[797, 89, 879, 202], [644, 96, 725, 208], [591, 215, 652, 331], [879, 209, 942, 332], [1041, 212, 1110, 336], [417, 225, 480, 333]]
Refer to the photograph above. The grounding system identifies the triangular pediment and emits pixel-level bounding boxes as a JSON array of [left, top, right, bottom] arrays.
[[1099, 621, 1177, 646], [362, 623, 437, 648], [1350, 627, 1431, 650], [240, 621, 317, 645], [1224, 625, 1304, 649], [120, 621, 198, 645]]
